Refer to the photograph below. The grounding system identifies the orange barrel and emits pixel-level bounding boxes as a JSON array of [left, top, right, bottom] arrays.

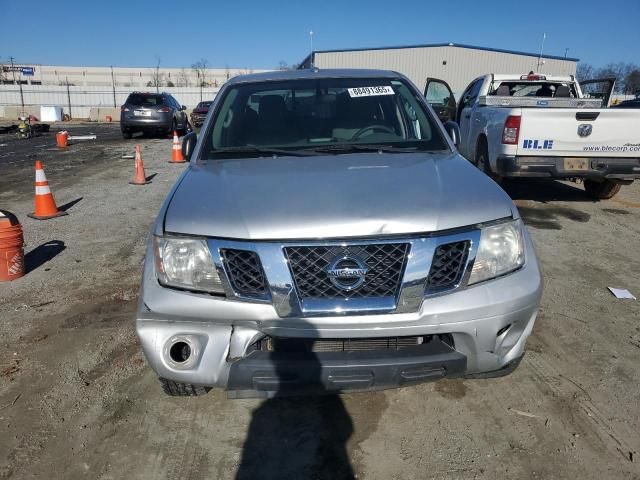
[[56, 131, 68, 148], [105, 115, 112, 122], [0, 210, 25, 281]]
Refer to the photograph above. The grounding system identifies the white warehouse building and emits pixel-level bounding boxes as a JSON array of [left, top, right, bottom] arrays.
[[300, 43, 578, 96], [1, 64, 270, 88]]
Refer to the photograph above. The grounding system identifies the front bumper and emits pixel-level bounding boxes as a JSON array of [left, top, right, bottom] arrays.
[[190, 113, 206, 127], [120, 113, 172, 132], [496, 155, 640, 180], [136, 229, 542, 394]]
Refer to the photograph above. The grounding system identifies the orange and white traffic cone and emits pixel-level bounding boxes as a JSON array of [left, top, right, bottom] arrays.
[[27, 161, 68, 220], [129, 145, 151, 185], [169, 131, 185, 164]]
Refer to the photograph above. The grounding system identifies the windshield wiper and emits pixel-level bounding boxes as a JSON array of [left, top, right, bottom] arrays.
[[302, 144, 422, 154], [212, 146, 324, 157]]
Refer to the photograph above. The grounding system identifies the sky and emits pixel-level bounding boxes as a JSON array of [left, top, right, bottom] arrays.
[[1, 0, 638, 70]]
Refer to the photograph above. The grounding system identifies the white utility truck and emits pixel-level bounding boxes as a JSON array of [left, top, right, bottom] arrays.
[[424, 74, 640, 198]]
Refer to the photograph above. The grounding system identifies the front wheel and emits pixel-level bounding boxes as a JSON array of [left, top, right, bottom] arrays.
[[584, 179, 622, 199], [122, 130, 132, 139], [180, 119, 191, 136], [159, 378, 210, 396]]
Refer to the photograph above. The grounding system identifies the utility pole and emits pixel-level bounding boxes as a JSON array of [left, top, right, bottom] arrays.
[[564, 48, 569, 59], [10, 56, 25, 115], [66, 77, 72, 119], [309, 30, 314, 67], [110, 65, 117, 107]]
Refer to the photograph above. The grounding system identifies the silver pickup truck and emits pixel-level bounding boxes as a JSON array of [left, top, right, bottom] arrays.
[[136, 69, 542, 397]]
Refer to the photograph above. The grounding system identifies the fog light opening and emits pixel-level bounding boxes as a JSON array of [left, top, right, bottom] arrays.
[[169, 341, 192, 363]]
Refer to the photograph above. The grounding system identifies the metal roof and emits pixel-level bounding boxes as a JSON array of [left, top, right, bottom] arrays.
[[301, 42, 580, 64]]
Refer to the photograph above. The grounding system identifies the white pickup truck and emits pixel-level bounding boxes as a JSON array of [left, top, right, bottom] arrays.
[[424, 74, 640, 199]]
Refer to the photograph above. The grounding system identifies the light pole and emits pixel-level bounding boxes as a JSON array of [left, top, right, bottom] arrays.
[[10, 56, 25, 115], [110, 65, 117, 107], [536, 33, 546, 72], [310, 30, 314, 67]]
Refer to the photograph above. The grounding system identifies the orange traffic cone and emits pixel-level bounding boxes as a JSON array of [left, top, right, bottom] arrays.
[[169, 131, 185, 164], [27, 161, 68, 220], [129, 145, 151, 185]]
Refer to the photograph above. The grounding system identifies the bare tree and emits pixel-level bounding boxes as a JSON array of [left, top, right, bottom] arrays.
[[625, 69, 640, 95], [596, 62, 633, 93], [150, 55, 164, 92], [176, 68, 190, 87], [576, 63, 595, 81], [191, 59, 209, 87]]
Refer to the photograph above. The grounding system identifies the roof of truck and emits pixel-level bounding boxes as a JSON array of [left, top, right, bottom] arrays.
[[491, 74, 575, 82]]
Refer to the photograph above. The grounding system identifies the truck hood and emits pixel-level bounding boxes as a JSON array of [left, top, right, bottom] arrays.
[[164, 152, 514, 240]]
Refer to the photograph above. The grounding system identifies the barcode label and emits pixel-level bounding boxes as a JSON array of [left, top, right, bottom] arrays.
[[347, 86, 394, 98]]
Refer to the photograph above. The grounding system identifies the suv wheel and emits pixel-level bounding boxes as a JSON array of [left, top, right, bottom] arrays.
[[584, 179, 622, 199], [122, 130, 132, 139], [159, 378, 210, 396]]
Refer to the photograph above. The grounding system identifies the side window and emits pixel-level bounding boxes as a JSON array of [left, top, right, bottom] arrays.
[[425, 80, 453, 106], [461, 79, 482, 109]]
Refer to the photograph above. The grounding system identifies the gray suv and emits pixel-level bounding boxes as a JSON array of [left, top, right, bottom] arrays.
[[136, 69, 542, 397], [120, 92, 189, 138]]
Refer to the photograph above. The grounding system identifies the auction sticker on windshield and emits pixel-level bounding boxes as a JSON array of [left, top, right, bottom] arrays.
[[348, 86, 394, 98]]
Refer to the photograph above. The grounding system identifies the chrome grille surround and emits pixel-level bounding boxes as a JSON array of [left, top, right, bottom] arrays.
[[206, 228, 482, 317]]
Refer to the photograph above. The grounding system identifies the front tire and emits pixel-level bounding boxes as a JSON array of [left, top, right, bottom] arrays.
[[122, 130, 132, 139], [584, 179, 622, 199], [159, 378, 210, 396]]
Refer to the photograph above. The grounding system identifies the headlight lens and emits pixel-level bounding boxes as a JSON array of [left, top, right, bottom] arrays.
[[468, 220, 525, 285], [153, 236, 224, 293]]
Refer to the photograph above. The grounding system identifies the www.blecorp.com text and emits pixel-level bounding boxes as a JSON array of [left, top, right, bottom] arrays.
[[583, 144, 640, 152]]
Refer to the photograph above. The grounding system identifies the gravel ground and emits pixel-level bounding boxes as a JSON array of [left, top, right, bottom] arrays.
[[0, 125, 639, 479]]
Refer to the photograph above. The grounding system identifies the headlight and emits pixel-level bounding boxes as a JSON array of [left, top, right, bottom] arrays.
[[153, 236, 224, 293], [468, 220, 525, 285]]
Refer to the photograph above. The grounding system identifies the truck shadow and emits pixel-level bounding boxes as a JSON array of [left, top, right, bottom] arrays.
[[235, 336, 355, 480], [501, 179, 593, 203]]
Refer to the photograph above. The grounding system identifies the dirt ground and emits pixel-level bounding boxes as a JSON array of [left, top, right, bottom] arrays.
[[0, 124, 638, 479]]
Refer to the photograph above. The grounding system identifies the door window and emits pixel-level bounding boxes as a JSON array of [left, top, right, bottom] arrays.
[[425, 80, 454, 107]]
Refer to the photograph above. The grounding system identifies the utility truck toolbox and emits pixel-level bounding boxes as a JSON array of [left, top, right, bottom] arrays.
[[137, 69, 543, 397], [424, 73, 640, 199]]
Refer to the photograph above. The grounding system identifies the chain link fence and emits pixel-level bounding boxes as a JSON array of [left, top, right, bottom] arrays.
[[0, 85, 219, 119]]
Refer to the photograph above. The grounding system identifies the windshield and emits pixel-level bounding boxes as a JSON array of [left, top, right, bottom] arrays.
[[200, 77, 448, 157], [197, 102, 212, 109]]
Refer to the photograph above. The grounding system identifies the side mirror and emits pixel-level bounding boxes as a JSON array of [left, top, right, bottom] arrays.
[[182, 132, 197, 160], [181, 105, 187, 111], [443, 121, 460, 148]]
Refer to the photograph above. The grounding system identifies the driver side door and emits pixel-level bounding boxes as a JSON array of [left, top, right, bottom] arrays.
[[424, 78, 456, 123], [457, 79, 483, 159]]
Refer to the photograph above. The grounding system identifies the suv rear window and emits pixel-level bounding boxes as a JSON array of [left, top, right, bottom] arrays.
[[126, 94, 164, 107]]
